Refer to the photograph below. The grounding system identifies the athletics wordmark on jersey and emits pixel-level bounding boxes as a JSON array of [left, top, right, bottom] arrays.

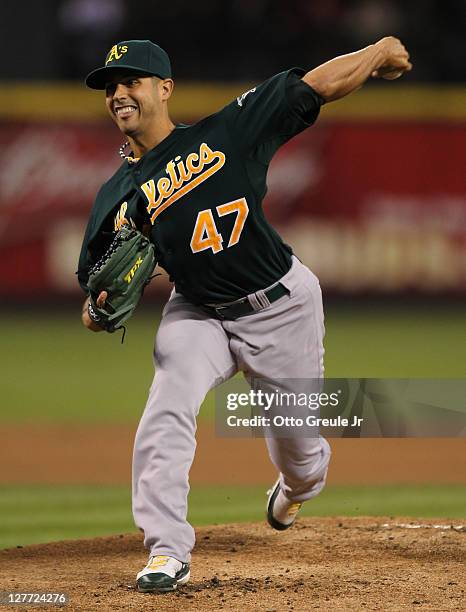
[[140, 142, 226, 224]]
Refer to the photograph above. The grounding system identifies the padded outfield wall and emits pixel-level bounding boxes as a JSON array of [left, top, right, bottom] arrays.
[[0, 83, 464, 300]]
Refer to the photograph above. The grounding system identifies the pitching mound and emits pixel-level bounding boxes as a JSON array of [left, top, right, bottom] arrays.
[[1, 518, 464, 611]]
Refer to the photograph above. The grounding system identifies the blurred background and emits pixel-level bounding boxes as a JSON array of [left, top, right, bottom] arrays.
[[0, 0, 464, 549]]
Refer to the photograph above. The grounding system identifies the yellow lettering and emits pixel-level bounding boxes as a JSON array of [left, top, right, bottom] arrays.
[[177, 158, 192, 183], [106, 44, 128, 64], [141, 180, 157, 209], [217, 198, 249, 247], [140, 143, 226, 222], [106, 45, 119, 64], [190, 210, 223, 254], [124, 257, 143, 283], [165, 160, 183, 190], [114, 201, 129, 231], [199, 142, 213, 164], [186, 152, 200, 174], [150, 151, 225, 223], [156, 176, 174, 203]]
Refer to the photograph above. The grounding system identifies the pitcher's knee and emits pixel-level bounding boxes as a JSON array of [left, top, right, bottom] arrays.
[[282, 460, 328, 489], [278, 438, 331, 487]]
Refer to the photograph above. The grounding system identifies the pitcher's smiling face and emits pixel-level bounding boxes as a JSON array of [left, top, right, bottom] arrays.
[[105, 72, 163, 138]]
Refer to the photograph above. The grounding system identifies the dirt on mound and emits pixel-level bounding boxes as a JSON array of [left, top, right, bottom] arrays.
[[0, 518, 464, 611]]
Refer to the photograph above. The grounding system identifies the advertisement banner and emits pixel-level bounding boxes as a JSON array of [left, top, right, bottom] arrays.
[[1, 121, 464, 296]]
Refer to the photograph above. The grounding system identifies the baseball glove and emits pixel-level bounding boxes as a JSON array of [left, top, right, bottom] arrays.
[[87, 226, 156, 334]]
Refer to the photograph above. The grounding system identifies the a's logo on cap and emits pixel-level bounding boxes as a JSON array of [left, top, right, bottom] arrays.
[[106, 44, 128, 65]]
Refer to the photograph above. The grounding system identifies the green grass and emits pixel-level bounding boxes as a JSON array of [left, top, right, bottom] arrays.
[[323, 305, 466, 377], [0, 484, 464, 549], [0, 305, 464, 423]]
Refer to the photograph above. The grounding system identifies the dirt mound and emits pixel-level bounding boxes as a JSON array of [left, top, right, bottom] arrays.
[[0, 518, 464, 611]]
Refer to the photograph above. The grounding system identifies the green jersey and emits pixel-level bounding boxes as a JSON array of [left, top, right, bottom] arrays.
[[78, 69, 323, 304]]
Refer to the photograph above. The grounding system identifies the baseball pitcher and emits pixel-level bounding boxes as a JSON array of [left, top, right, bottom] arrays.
[[78, 37, 412, 592]]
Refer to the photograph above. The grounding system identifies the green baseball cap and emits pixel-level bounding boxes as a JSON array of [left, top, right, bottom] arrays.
[[85, 39, 172, 90]]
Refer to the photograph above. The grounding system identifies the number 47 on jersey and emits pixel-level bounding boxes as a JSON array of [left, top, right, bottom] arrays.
[[190, 197, 249, 254]]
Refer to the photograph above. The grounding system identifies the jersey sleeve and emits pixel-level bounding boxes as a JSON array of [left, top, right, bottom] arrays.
[[76, 186, 114, 294], [76, 217, 95, 294], [223, 68, 324, 163]]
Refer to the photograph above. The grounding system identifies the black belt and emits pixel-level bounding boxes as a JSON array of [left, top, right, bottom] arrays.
[[202, 283, 289, 320]]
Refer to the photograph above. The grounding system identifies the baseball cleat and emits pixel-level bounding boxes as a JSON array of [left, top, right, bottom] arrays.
[[136, 555, 190, 593], [267, 478, 303, 531]]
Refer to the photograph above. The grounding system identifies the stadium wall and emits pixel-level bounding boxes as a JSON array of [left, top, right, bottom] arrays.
[[0, 84, 464, 299]]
